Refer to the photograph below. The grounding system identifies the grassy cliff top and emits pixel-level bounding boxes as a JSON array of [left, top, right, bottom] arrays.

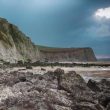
[[37, 45, 92, 52]]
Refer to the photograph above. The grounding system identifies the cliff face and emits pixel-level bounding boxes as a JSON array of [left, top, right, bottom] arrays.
[[0, 17, 96, 63], [38, 47, 96, 62], [0, 18, 40, 63]]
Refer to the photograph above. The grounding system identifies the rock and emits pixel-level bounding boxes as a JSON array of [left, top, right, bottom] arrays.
[[54, 68, 65, 75], [59, 71, 104, 110], [87, 79, 110, 110], [41, 68, 46, 71], [0, 71, 34, 86], [0, 72, 19, 86], [26, 66, 32, 69], [107, 103, 110, 110], [87, 79, 101, 92], [87, 79, 110, 93], [99, 95, 110, 108], [0, 69, 105, 110], [59, 71, 86, 92]]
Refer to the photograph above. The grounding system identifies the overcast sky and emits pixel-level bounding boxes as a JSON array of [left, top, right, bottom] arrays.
[[0, 0, 110, 58]]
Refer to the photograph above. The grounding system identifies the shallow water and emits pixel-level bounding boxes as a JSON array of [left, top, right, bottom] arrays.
[[78, 71, 110, 82]]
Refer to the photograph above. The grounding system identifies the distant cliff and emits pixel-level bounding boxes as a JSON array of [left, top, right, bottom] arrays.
[[38, 46, 97, 62], [0, 17, 96, 63]]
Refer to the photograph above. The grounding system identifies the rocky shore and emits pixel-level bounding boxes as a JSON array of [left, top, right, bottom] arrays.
[[0, 68, 110, 110]]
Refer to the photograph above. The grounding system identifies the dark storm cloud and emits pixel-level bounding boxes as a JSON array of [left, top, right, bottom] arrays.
[[0, 0, 110, 57]]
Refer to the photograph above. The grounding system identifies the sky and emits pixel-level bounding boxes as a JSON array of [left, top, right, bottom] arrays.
[[0, 0, 110, 58]]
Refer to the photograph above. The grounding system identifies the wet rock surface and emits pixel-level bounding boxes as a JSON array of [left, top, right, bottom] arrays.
[[0, 68, 109, 110]]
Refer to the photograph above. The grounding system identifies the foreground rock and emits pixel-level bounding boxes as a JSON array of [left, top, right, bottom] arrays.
[[0, 68, 106, 110], [87, 79, 110, 110]]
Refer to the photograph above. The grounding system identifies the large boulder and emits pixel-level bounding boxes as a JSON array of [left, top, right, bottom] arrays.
[[87, 78, 110, 110], [59, 71, 104, 110]]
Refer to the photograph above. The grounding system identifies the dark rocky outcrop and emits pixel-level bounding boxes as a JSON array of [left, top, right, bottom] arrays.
[[0, 69, 105, 110], [0, 17, 96, 63], [87, 78, 110, 110]]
